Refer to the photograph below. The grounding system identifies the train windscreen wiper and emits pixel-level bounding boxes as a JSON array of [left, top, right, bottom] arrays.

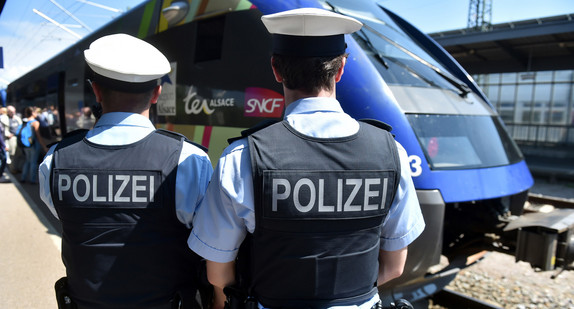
[[363, 24, 471, 98], [360, 23, 471, 98], [325, 1, 470, 97], [354, 29, 389, 69], [324, 1, 389, 69]]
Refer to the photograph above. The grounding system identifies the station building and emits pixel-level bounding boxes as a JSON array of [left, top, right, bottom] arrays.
[[430, 14, 574, 179]]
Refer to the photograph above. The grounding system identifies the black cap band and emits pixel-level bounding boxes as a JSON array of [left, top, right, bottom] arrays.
[[272, 34, 346, 57], [92, 73, 158, 93]]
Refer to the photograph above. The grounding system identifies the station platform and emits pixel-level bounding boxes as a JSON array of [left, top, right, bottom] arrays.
[[0, 172, 64, 309], [526, 158, 574, 180], [524, 153, 574, 201], [523, 146, 574, 182]]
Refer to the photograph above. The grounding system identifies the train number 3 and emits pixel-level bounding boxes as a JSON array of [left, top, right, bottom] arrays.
[[408, 155, 422, 177]]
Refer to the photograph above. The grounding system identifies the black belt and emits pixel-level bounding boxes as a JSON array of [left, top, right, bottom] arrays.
[[55, 277, 199, 309], [377, 299, 414, 309]]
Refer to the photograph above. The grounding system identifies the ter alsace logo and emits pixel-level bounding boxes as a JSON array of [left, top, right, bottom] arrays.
[[244, 87, 284, 118]]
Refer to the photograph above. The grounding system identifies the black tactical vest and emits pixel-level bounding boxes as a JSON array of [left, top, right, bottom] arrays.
[[245, 120, 400, 308], [50, 130, 201, 309]]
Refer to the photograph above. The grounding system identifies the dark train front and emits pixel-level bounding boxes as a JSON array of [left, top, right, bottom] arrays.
[[6, 0, 574, 305]]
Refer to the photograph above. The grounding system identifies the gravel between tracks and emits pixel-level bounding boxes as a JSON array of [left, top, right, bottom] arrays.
[[431, 178, 574, 309], [437, 251, 574, 309]]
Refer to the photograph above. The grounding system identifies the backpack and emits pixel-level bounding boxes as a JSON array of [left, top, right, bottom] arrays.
[[17, 120, 36, 148]]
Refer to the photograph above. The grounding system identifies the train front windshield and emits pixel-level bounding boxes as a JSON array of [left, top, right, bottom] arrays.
[[323, 0, 524, 170], [406, 114, 522, 169]]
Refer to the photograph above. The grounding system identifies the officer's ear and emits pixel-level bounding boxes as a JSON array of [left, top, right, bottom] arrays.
[[150, 85, 162, 105], [334, 56, 347, 83], [91, 81, 103, 103], [270, 56, 283, 83]]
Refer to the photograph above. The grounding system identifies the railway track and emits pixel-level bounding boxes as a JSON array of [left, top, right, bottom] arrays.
[[430, 288, 503, 309], [527, 193, 574, 209]]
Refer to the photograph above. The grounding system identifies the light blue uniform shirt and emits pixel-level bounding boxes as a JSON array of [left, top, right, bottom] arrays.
[[39, 112, 213, 227], [189, 98, 425, 309]]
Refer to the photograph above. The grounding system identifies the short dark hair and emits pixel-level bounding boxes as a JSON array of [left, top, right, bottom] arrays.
[[97, 83, 155, 113], [24, 106, 34, 118], [272, 54, 347, 94]]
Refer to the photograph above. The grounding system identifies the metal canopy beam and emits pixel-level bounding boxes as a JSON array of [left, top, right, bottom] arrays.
[[430, 14, 574, 74]]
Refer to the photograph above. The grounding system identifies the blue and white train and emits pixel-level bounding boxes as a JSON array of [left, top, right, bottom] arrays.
[[9, 0, 572, 305]]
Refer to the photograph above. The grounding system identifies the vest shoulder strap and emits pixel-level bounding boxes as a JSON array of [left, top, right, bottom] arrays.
[[155, 129, 208, 153], [52, 129, 89, 149], [63, 128, 89, 139], [227, 119, 279, 145], [360, 119, 401, 197], [358, 119, 394, 135]]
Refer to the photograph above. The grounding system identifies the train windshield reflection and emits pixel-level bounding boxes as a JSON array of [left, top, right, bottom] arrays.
[[323, 1, 466, 93], [407, 114, 523, 170]]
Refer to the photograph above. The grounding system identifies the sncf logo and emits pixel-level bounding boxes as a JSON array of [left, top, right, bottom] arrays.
[[244, 87, 284, 118]]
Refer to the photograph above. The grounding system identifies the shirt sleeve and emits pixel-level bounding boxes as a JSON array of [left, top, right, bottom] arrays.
[[38, 145, 60, 219], [188, 140, 255, 263], [175, 142, 213, 228], [379, 142, 425, 251]]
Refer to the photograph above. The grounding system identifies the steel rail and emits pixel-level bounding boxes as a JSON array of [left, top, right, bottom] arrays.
[[431, 288, 503, 309]]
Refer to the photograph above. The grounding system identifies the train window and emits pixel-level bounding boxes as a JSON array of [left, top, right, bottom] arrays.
[[195, 15, 226, 63], [353, 31, 463, 93], [407, 114, 523, 170], [352, 28, 462, 92]]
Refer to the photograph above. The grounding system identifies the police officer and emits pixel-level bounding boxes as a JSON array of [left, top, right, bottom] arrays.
[[39, 33, 213, 309], [188, 8, 425, 309]]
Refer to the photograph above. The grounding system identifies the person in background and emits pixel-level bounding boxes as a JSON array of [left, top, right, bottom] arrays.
[[36, 107, 53, 143], [20, 106, 48, 183], [0, 107, 9, 165], [0, 105, 22, 169], [38, 33, 213, 309], [0, 119, 9, 183], [76, 106, 96, 129], [189, 8, 425, 309]]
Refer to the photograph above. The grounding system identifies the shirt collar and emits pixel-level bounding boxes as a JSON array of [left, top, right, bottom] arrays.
[[284, 97, 344, 117], [94, 112, 155, 130]]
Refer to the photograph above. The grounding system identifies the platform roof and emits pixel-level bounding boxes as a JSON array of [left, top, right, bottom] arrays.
[[429, 14, 574, 74]]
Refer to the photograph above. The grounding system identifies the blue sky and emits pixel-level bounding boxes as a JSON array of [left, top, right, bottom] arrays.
[[0, 0, 144, 87], [382, 0, 574, 33], [1, 0, 573, 88]]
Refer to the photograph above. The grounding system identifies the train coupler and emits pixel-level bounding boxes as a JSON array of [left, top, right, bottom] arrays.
[[504, 208, 574, 272]]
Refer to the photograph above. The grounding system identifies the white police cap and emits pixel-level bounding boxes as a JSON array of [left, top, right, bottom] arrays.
[[261, 8, 362, 57], [84, 33, 170, 92]]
